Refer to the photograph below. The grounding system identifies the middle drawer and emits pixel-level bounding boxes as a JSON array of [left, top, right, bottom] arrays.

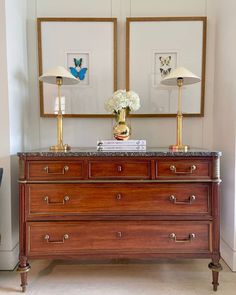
[[26, 183, 211, 218], [88, 160, 151, 179]]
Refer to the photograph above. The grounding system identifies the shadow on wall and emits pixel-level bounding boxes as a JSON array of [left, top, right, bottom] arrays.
[[0, 168, 2, 185]]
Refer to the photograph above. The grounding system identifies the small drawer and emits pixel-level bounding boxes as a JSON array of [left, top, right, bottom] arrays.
[[27, 221, 212, 256], [88, 160, 151, 179], [27, 161, 84, 180], [156, 159, 211, 179], [26, 183, 211, 218]]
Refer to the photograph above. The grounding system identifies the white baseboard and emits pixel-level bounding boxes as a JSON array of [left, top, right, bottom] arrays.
[[0, 243, 19, 270], [221, 238, 236, 271]]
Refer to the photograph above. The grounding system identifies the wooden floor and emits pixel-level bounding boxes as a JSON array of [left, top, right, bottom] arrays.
[[0, 259, 235, 294]]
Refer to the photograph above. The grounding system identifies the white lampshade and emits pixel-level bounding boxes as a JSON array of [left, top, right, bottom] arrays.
[[161, 67, 201, 86], [39, 66, 79, 85]]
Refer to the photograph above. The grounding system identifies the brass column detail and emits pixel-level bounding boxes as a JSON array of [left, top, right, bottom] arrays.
[[170, 78, 188, 151], [50, 77, 70, 151]]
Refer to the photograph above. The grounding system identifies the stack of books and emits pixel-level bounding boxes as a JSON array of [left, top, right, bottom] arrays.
[[97, 140, 146, 151]]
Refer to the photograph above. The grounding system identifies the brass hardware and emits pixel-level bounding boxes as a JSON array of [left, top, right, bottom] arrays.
[[17, 263, 31, 273], [208, 262, 223, 272], [116, 231, 122, 238], [169, 232, 196, 243], [169, 164, 196, 174], [44, 195, 70, 205], [117, 165, 123, 172], [19, 159, 25, 179], [212, 157, 220, 179], [116, 193, 122, 200], [49, 77, 71, 151], [169, 195, 196, 204], [17, 263, 31, 291], [44, 165, 69, 175], [44, 234, 69, 244], [208, 262, 223, 291], [169, 78, 189, 151]]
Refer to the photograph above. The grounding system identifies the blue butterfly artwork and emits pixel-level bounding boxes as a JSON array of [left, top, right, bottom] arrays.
[[69, 57, 88, 81]]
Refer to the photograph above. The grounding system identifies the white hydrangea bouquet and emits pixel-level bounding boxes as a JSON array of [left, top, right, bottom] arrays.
[[105, 89, 140, 114]]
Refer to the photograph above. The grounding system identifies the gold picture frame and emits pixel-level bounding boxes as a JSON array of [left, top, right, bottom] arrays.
[[37, 17, 117, 118], [126, 17, 207, 117]]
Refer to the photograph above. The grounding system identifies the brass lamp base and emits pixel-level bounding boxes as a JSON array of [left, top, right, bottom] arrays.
[[169, 144, 189, 152], [50, 144, 71, 151]]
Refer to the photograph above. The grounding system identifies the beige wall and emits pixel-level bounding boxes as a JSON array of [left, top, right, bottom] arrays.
[[0, 0, 15, 269], [2, 0, 235, 271], [30, 0, 236, 271], [213, 0, 236, 271], [0, 0, 28, 269], [26, 0, 214, 151]]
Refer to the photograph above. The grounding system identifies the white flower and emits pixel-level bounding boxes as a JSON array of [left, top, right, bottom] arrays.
[[105, 89, 140, 113]]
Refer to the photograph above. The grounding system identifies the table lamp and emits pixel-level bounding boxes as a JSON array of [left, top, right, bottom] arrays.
[[39, 66, 79, 151], [160, 67, 201, 151]]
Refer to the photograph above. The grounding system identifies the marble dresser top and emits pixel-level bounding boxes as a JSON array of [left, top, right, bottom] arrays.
[[17, 147, 222, 157]]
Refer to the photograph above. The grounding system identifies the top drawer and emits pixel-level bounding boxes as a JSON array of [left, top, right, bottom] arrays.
[[27, 161, 84, 180], [88, 160, 151, 179], [156, 159, 211, 179]]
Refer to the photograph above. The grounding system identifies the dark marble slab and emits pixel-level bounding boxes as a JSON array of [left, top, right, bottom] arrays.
[[17, 147, 222, 157]]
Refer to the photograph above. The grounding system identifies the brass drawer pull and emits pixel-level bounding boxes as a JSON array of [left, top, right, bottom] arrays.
[[44, 166, 69, 175], [44, 196, 70, 205], [44, 234, 69, 244], [116, 231, 123, 238], [169, 165, 197, 174], [169, 195, 196, 205], [116, 193, 122, 200], [117, 165, 123, 172], [169, 233, 196, 243]]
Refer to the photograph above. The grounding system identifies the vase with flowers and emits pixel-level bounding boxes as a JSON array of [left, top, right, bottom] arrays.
[[105, 89, 140, 140]]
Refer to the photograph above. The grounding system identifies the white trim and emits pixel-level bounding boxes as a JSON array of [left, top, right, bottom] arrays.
[[221, 238, 236, 271], [0, 243, 19, 270]]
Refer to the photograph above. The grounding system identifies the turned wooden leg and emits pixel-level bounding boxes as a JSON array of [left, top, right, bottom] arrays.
[[208, 261, 222, 291], [17, 257, 31, 292]]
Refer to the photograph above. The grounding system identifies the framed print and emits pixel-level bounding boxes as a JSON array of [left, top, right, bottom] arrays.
[[126, 17, 207, 117], [37, 18, 117, 117], [152, 51, 178, 87], [66, 52, 90, 86]]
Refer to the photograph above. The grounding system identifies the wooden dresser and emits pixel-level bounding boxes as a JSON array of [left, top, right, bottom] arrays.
[[17, 148, 222, 292]]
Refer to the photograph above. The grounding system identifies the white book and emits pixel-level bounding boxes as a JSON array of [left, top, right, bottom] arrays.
[[97, 145, 146, 151], [97, 139, 146, 146]]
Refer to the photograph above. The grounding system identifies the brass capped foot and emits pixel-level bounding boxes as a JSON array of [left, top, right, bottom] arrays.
[[17, 263, 31, 292], [208, 262, 222, 291], [213, 282, 219, 292]]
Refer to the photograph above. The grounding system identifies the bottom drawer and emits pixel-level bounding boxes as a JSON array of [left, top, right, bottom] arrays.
[[27, 221, 212, 255]]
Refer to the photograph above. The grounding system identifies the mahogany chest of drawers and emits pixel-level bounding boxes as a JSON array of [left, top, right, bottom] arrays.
[[17, 148, 222, 292]]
